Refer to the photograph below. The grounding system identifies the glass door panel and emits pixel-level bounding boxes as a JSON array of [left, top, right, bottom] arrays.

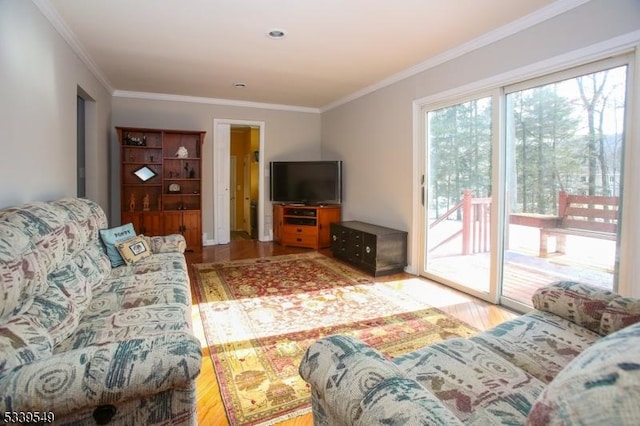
[[425, 97, 493, 294], [503, 65, 627, 305]]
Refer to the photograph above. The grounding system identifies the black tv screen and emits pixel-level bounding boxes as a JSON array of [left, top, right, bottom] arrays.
[[270, 161, 342, 205]]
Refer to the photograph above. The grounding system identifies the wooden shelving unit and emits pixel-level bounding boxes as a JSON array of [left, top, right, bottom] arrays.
[[117, 127, 205, 251]]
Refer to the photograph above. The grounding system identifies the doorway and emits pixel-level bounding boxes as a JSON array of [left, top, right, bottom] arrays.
[[213, 119, 265, 245], [230, 126, 259, 240]]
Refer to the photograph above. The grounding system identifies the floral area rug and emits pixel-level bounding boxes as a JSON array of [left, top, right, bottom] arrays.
[[192, 252, 478, 425]]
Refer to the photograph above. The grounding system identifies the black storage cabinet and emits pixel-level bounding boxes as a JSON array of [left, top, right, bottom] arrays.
[[330, 221, 407, 276]]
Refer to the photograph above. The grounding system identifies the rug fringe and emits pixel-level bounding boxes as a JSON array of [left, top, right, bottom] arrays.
[[252, 406, 312, 426]]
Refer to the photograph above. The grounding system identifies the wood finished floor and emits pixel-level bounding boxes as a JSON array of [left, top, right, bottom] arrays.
[[185, 240, 520, 426]]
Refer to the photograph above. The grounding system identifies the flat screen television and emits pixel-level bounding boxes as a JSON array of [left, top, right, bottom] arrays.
[[270, 161, 342, 205]]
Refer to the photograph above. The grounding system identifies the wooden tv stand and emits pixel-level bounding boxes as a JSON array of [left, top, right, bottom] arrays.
[[273, 204, 341, 249]]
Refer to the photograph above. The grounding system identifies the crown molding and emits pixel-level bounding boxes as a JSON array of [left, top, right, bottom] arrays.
[[113, 90, 321, 114], [32, 0, 114, 93], [34, 0, 591, 114], [413, 30, 640, 109], [320, 0, 591, 112]]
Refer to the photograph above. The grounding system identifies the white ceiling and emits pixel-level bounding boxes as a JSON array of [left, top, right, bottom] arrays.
[[40, 0, 580, 110]]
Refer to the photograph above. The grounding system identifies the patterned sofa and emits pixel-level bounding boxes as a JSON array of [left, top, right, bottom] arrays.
[[0, 198, 202, 425], [300, 281, 640, 425]]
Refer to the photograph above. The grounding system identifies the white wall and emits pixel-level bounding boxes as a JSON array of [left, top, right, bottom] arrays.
[[0, 0, 111, 211], [320, 0, 640, 294], [110, 96, 322, 242]]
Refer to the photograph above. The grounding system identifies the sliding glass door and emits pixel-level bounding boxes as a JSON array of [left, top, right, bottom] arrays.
[[421, 55, 630, 308], [424, 96, 494, 296], [502, 62, 628, 306]]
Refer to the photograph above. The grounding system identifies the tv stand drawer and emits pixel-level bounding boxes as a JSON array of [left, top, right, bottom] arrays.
[[282, 231, 318, 248]]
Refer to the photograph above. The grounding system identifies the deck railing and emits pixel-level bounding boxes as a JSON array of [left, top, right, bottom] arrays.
[[429, 189, 492, 255]]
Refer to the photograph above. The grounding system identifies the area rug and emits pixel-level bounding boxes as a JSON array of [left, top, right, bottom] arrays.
[[192, 252, 478, 425]]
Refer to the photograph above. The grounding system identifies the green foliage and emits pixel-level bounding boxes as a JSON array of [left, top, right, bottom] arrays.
[[427, 67, 626, 217]]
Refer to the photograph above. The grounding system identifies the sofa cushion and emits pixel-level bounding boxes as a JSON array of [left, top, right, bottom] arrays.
[[0, 222, 48, 320], [394, 337, 545, 424], [471, 310, 601, 383], [99, 223, 136, 267], [0, 314, 53, 377], [354, 377, 464, 426], [28, 284, 79, 346], [599, 296, 640, 336], [108, 251, 189, 279], [532, 281, 617, 334], [81, 256, 191, 322], [116, 234, 152, 265], [527, 322, 640, 426], [55, 304, 192, 352]]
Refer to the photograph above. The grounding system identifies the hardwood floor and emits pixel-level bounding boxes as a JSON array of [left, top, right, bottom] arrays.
[[185, 240, 520, 425]]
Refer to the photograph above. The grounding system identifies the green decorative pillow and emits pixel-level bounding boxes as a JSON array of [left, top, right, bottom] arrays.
[[116, 234, 152, 265], [99, 223, 136, 267]]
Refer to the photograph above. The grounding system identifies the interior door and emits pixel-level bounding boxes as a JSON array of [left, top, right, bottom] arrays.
[[243, 153, 251, 234], [230, 156, 237, 230], [214, 122, 231, 244]]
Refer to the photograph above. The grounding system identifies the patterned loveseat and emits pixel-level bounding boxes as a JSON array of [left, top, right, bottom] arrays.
[[300, 281, 640, 425], [0, 198, 201, 425]]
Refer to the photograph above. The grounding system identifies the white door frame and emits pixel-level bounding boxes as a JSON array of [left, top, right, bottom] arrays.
[[212, 118, 266, 244], [243, 153, 251, 234], [230, 155, 237, 231]]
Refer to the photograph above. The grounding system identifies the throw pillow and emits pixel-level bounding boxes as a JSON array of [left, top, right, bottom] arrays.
[[116, 234, 152, 265], [99, 223, 136, 267]]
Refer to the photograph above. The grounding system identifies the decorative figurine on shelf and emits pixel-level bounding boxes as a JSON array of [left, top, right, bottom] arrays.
[[125, 133, 147, 146], [143, 193, 150, 211], [184, 162, 189, 177], [129, 193, 136, 212], [176, 146, 188, 158]]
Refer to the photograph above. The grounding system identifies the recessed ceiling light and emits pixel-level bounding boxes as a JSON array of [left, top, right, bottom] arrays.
[[267, 29, 287, 39], [233, 82, 247, 88]]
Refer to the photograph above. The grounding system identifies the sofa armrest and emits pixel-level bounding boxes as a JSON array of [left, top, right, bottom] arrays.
[[532, 281, 617, 334], [299, 335, 462, 426], [144, 234, 186, 254], [355, 377, 464, 426], [0, 332, 201, 418]]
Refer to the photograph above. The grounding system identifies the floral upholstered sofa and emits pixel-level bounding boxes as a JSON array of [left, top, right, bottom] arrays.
[[300, 281, 640, 425], [0, 198, 201, 425]]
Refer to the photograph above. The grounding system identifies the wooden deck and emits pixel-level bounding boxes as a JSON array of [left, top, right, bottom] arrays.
[[428, 222, 615, 304], [428, 248, 614, 305]]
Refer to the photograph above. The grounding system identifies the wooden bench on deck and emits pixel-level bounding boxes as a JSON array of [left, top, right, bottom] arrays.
[[539, 190, 618, 257]]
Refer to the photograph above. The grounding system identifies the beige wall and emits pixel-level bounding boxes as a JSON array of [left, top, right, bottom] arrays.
[[320, 0, 640, 295], [322, 0, 640, 295], [0, 1, 112, 211], [111, 96, 322, 242]]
